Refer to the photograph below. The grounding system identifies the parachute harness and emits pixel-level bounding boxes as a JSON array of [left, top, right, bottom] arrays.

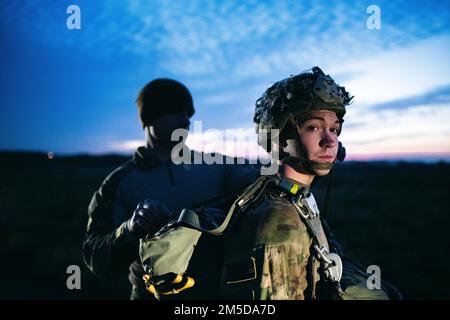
[[277, 178, 344, 294]]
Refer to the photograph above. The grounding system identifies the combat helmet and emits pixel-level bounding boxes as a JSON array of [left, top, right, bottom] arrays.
[[136, 79, 195, 128], [254, 66, 353, 174]]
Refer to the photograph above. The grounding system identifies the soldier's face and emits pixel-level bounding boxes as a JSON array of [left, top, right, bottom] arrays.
[[296, 110, 340, 176], [149, 112, 190, 146]]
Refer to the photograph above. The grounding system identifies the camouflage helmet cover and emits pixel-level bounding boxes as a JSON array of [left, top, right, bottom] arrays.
[[254, 67, 353, 143]]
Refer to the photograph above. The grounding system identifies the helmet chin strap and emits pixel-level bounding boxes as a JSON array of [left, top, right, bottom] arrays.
[[283, 150, 334, 176]]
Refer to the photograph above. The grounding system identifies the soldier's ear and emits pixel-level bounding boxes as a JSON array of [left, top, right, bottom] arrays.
[[280, 122, 298, 143], [337, 142, 346, 162]]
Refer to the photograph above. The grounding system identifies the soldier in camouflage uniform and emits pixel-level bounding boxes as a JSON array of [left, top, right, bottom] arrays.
[[218, 67, 400, 300], [139, 68, 401, 300]]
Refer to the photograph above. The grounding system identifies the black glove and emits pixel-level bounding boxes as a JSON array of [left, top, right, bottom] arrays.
[[126, 199, 174, 239]]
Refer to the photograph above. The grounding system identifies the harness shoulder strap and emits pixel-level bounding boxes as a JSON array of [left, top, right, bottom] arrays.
[[178, 175, 278, 235], [277, 178, 343, 285]]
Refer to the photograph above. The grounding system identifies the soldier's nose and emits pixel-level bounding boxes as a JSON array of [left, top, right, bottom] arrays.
[[320, 132, 336, 148]]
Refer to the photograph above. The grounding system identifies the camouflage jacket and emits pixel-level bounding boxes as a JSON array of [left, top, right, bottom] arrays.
[[219, 175, 392, 300]]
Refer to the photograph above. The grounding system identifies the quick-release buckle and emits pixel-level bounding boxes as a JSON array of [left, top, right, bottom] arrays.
[[290, 190, 320, 219], [314, 245, 343, 282]]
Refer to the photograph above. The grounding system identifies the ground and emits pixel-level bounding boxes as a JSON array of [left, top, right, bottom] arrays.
[[0, 151, 448, 299]]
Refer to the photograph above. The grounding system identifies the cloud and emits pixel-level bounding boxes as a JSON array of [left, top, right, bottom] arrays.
[[185, 122, 267, 159], [7, 1, 450, 87], [368, 84, 450, 111], [107, 139, 143, 153], [346, 152, 450, 162], [341, 103, 450, 156], [106, 122, 268, 160], [4, 1, 450, 160], [196, 84, 263, 111], [337, 35, 450, 105]]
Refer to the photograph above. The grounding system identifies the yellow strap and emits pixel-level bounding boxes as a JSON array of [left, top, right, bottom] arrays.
[[160, 276, 195, 295], [143, 274, 195, 296], [290, 183, 299, 194], [171, 274, 183, 284]]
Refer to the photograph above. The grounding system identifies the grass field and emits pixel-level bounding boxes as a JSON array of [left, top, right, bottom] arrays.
[[1, 151, 449, 299]]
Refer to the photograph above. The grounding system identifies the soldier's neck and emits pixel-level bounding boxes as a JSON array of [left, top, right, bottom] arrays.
[[145, 133, 173, 162], [280, 164, 314, 187]]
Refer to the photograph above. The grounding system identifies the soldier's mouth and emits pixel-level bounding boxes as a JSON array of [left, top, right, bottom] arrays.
[[318, 155, 335, 163]]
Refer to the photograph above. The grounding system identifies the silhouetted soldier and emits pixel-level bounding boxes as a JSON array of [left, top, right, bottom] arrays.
[[82, 79, 258, 299]]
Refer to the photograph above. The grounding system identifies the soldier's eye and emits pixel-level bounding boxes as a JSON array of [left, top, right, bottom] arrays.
[[330, 127, 340, 134], [306, 126, 319, 132]]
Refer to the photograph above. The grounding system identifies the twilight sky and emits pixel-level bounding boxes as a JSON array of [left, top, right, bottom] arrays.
[[1, 0, 449, 161]]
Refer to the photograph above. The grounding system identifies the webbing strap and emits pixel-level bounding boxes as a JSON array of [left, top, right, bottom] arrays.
[[286, 182, 343, 285], [177, 176, 277, 235], [291, 195, 330, 253], [275, 178, 331, 251]]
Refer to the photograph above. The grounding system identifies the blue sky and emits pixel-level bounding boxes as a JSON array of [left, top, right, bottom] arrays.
[[1, 0, 449, 161]]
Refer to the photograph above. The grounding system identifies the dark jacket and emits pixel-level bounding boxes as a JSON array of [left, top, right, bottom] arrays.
[[82, 146, 259, 299]]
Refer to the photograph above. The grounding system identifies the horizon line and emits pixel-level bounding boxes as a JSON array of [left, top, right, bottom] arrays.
[[0, 149, 449, 163]]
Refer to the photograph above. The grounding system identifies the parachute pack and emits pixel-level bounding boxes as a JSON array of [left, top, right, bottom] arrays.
[[139, 176, 273, 299]]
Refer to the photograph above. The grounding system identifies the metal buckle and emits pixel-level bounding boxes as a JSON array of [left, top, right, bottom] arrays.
[[314, 245, 342, 282], [303, 193, 320, 218], [324, 253, 343, 282], [314, 245, 332, 264], [292, 201, 310, 219]]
